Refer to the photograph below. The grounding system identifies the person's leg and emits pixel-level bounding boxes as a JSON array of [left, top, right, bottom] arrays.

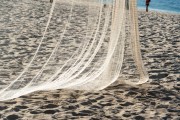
[[146, 4, 149, 12], [126, 0, 129, 10]]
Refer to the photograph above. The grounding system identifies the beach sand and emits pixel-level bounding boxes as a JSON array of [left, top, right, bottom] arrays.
[[0, 1, 180, 120]]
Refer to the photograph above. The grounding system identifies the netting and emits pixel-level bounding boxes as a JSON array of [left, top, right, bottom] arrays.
[[0, 0, 148, 101]]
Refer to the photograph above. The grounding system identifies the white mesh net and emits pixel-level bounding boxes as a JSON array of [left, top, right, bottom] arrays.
[[0, 0, 148, 101]]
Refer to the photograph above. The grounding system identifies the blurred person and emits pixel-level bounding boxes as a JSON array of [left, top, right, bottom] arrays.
[[146, 0, 151, 12]]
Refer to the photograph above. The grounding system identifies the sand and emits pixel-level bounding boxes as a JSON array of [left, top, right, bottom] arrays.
[[0, 1, 180, 120]]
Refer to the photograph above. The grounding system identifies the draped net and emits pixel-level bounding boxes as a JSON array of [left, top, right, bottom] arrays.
[[0, 0, 148, 101]]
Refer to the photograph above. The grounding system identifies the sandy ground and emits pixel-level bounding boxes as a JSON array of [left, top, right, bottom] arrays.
[[0, 1, 180, 120]]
